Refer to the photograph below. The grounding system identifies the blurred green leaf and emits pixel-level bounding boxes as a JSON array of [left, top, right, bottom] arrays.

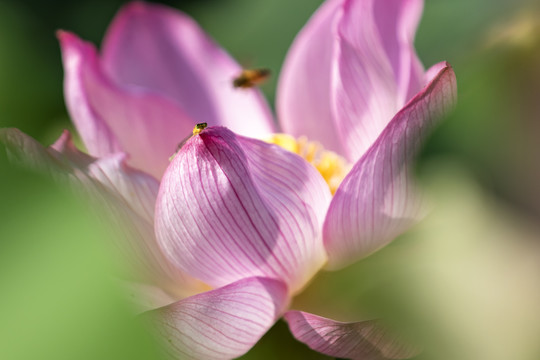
[[0, 156, 163, 360]]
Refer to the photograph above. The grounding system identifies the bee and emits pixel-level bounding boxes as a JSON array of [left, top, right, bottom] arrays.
[[233, 68, 271, 89], [169, 123, 208, 161]]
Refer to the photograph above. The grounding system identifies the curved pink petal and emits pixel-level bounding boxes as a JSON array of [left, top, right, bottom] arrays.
[[284, 311, 419, 360], [144, 277, 288, 360], [373, 0, 425, 104], [155, 126, 331, 293], [1, 129, 201, 298], [332, 0, 425, 161], [424, 61, 449, 85], [323, 63, 457, 269], [278, 0, 425, 161], [57, 30, 122, 160], [277, 0, 345, 155], [50, 129, 95, 167], [58, 30, 196, 179], [101, 1, 275, 138]]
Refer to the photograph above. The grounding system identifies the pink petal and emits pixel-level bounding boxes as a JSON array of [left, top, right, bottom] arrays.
[[57, 31, 122, 159], [284, 311, 419, 360], [278, 0, 425, 161], [332, 0, 425, 161], [155, 126, 331, 293], [101, 1, 275, 137], [424, 61, 449, 85], [1, 129, 200, 297], [373, 0, 425, 104], [323, 63, 457, 269], [144, 277, 288, 360], [58, 30, 196, 179], [277, 0, 345, 155], [50, 129, 95, 167]]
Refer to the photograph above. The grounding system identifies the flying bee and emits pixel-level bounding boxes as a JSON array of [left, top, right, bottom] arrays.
[[233, 68, 271, 89], [169, 123, 208, 161]]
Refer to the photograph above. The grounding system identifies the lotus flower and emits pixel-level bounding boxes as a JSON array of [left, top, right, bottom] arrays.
[[1, 0, 456, 359]]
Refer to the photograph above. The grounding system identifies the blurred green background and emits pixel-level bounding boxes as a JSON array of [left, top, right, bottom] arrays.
[[1, 0, 540, 359]]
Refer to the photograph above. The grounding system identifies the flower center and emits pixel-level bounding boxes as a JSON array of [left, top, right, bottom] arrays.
[[266, 133, 351, 194]]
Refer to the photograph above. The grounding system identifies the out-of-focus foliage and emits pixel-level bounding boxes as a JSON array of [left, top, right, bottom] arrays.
[[0, 154, 164, 360], [291, 161, 540, 360], [420, 0, 540, 222]]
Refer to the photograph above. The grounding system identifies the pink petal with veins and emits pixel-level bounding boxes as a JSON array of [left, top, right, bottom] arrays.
[[277, 0, 344, 155], [323, 63, 457, 269], [332, 0, 426, 161], [279, 0, 426, 161], [155, 126, 331, 293], [285, 310, 419, 360], [144, 277, 288, 360]]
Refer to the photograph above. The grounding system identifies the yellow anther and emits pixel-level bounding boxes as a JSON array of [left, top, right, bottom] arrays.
[[266, 133, 351, 194], [266, 133, 298, 153]]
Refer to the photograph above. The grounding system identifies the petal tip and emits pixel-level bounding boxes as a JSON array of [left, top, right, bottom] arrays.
[[113, 0, 174, 23], [50, 129, 73, 151], [55, 29, 72, 42], [56, 29, 94, 58], [56, 29, 82, 48], [115, 1, 152, 20]]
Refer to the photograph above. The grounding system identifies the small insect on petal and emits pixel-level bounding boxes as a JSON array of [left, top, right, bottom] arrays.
[[169, 123, 208, 161], [233, 68, 271, 89], [192, 122, 207, 135]]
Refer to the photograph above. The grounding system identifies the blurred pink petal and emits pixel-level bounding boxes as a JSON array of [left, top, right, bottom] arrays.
[[323, 63, 457, 269], [332, 0, 426, 161], [50, 129, 93, 163], [284, 311, 419, 360], [373, 0, 425, 104], [102, 1, 275, 137], [82, 154, 191, 289], [277, 0, 344, 155], [1, 128, 200, 296], [155, 126, 331, 293], [58, 30, 195, 179], [145, 277, 288, 360]]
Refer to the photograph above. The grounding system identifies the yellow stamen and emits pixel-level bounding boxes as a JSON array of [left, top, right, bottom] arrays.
[[266, 134, 351, 195]]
